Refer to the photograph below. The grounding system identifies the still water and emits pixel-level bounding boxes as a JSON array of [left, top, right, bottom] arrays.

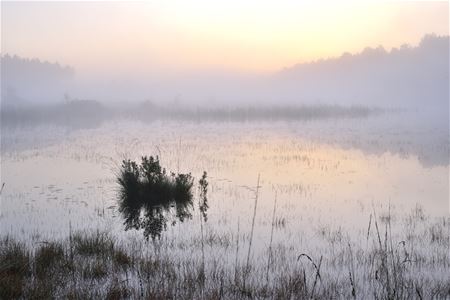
[[1, 111, 448, 255]]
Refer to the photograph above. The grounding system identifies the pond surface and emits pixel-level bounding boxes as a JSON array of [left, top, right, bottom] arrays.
[[1, 110, 448, 256]]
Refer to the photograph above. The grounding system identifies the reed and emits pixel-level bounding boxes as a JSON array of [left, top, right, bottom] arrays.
[[266, 190, 277, 283], [245, 174, 260, 278], [0, 214, 448, 300]]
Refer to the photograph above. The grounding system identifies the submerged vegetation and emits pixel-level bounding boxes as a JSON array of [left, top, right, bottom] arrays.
[[117, 156, 201, 240]]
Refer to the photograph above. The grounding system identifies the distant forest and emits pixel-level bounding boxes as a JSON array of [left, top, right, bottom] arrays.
[[0, 34, 448, 108], [271, 34, 449, 107], [1, 55, 74, 106]]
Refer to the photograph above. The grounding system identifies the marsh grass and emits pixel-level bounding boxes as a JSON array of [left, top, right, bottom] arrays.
[[0, 214, 449, 300], [73, 231, 114, 257], [1, 103, 379, 129], [0, 178, 448, 300], [34, 242, 64, 278], [0, 238, 30, 299], [106, 279, 130, 300], [83, 261, 108, 280], [113, 247, 132, 270], [132, 104, 380, 123]]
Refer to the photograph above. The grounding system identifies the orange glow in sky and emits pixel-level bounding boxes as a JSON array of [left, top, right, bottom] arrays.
[[2, 1, 448, 73]]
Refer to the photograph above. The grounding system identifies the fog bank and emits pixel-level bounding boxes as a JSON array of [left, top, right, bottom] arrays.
[[1, 34, 448, 109]]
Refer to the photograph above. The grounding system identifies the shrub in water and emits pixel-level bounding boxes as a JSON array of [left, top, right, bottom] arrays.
[[117, 156, 198, 239]]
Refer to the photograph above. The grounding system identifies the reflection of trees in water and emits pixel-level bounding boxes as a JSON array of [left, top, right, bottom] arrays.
[[119, 182, 196, 240], [285, 111, 448, 168]]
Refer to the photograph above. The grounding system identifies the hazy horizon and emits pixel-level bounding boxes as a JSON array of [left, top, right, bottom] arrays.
[[2, 1, 449, 107], [1, 2, 449, 107], [2, 33, 448, 107]]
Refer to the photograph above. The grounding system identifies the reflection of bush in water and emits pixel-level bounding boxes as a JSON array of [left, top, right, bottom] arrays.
[[117, 156, 201, 240]]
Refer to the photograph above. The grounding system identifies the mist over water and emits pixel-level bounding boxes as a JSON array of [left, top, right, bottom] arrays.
[[1, 34, 448, 109], [1, 2, 449, 298]]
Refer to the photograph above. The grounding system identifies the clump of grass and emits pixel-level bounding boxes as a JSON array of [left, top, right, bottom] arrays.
[[275, 269, 307, 300], [0, 238, 30, 299], [72, 231, 114, 257], [106, 279, 130, 300], [113, 248, 132, 269], [25, 283, 53, 299], [65, 287, 93, 300], [83, 261, 108, 280], [35, 242, 64, 278]]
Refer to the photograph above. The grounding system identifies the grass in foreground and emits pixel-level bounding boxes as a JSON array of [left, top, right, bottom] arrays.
[[1, 211, 449, 300]]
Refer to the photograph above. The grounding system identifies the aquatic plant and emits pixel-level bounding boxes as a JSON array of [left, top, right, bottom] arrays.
[[198, 171, 209, 222], [118, 156, 194, 205], [117, 156, 200, 239]]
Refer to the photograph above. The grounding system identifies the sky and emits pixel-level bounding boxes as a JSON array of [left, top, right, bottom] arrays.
[[1, 1, 448, 75]]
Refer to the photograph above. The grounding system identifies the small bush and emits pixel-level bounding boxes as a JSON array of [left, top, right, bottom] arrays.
[[118, 156, 194, 207], [117, 156, 199, 239], [118, 159, 140, 204]]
